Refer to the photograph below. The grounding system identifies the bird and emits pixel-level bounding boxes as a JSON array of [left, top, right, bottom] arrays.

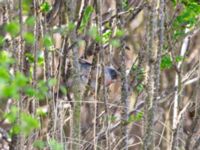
[[79, 59, 118, 88]]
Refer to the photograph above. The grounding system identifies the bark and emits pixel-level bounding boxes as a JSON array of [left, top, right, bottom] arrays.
[[65, 1, 82, 149], [115, 1, 129, 149]]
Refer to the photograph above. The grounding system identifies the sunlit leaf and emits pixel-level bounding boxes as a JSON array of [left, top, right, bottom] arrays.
[[79, 6, 94, 33], [5, 21, 20, 37], [25, 53, 35, 63], [88, 26, 101, 42], [115, 28, 125, 38], [14, 72, 28, 87], [136, 84, 144, 92], [102, 29, 112, 44], [0, 36, 4, 46], [48, 78, 57, 87], [22, 0, 32, 14], [20, 113, 40, 135], [43, 35, 54, 48], [110, 39, 121, 48], [175, 55, 184, 62], [33, 140, 46, 149], [40, 2, 52, 13], [4, 106, 18, 123], [25, 16, 36, 26], [48, 139, 64, 150], [161, 55, 173, 69], [23, 32, 35, 44]]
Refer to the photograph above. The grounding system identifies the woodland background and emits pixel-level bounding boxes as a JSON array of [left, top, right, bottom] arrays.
[[0, 0, 200, 150]]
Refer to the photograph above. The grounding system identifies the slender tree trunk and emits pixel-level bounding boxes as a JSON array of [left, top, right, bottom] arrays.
[[66, 1, 82, 149]]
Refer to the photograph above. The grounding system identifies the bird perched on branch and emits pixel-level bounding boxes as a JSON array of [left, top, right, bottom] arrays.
[[67, 59, 119, 91], [79, 59, 119, 88]]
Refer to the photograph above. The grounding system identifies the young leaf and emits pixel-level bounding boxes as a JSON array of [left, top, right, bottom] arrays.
[[175, 55, 184, 62], [161, 55, 173, 69], [48, 139, 64, 150], [20, 113, 40, 135], [43, 35, 54, 48], [33, 140, 46, 149], [40, 2, 52, 13], [102, 29, 112, 44], [79, 6, 94, 33], [23, 32, 35, 44], [110, 39, 121, 48], [5, 21, 20, 37], [25, 16, 36, 26], [88, 26, 101, 42], [0, 36, 4, 46]]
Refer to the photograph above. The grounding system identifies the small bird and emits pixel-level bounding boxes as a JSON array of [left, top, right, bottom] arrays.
[[79, 59, 118, 87], [65, 59, 119, 106], [104, 66, 118, 86]]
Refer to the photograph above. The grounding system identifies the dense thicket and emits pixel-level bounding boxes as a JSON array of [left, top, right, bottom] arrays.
[[0, 0, 200, 150]]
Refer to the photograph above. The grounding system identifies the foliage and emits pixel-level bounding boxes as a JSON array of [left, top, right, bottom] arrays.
[[5, 21, 20, 37], [0, 50, 54, 138], [40, 1, 52, 13], [79, 5, 94, 33], [4, 106, 40, 136], [122, 0, 129, 11], [0, 0, 200, 149], [161, 55, 173, 70], [173, 1, 200, 39], [23, 32, 35, 45], [48, 139, 64, 150]]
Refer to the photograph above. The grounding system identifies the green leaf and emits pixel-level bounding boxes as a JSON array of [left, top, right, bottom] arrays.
[[173, 2, 200, 39], [33, 140, 46, 149], [88, 26, 101, 42], [110, 39, 121, 48], [23, 32, 35, 44], [4, 106, 18, 124], [35, 80, 48, 100], [108, 115, 117, 122], [36, 107, 48, 116], [40, 2, 52, 13], [2, 84, 19, 99], [68, 22, 76, 31], [79, 6, 94, 33], [22, 0, 32, 14], [11, 125, 20, 135], [20, 113, 40, 135], [25, 16, 36, 26], [24, 87, 36, 97], [25, 53, 35, 63], [136, 84, 144, 92], [60, 85, 67, 95], [0, 36, 4, 46], [102, 29, 112, 44], [48, 139, 64, 150], [128, 111, 143, 123], [6, 108, 39, 136], [5, 21, 20, 37], [175, 55, 184, 62], [0, 67, 10, 82], [38, 52, 44, 65], [122, 0, 129, 10], [115, 28, 125, 38], [0, 51, 14, 65], [188, 2, 200, 14], [172, 0, 177, 5], [43, 35, 53, 48], [14, 72, 28, 87], [48, 78, 57, 87], [161, 55, 173, 69]]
